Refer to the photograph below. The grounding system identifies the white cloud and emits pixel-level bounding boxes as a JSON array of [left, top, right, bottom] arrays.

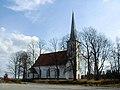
[[104, 0, 109, 2], [0, 28, 39, 54], [24, 11, 41, 23], [8, 0, 54, 11], [11, 33, 39, 46], [6, 0, 54, 23], [103, 0, 114, 2], [0, 27, 6, 33], [0, 27, 39, 76]]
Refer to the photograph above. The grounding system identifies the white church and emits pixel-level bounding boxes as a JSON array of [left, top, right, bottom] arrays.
[[28, 13, 81, 80]]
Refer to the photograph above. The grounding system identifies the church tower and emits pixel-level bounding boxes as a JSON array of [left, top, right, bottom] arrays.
[[67, 12, 81, 80]]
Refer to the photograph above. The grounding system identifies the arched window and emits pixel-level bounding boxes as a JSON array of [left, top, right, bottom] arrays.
[[46, 68, 50, 78], [78, 74, 80, 79], [39, 69, 41, 78], [28, 72, 29, 77], [55, 68, 60, 78]]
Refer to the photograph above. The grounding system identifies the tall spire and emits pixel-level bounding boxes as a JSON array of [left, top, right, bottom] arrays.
[[70, 12, 77, 41]]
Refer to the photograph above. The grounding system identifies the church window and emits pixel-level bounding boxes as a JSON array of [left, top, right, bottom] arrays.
[[78, 74, 80, 79], [39, 69, 41, 78], [28, 72, 29, 77], [78, 61, 80, 70], [57, 68, 60, 76], [46, 68, 50, 78], [55, 68, 60, 78]]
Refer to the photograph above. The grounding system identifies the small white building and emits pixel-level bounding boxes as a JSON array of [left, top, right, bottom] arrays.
[[28, 12, 81, 80]]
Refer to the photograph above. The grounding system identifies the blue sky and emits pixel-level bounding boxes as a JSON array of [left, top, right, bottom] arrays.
[[0, 0, 120, 40], [0, 0, 120, 77]]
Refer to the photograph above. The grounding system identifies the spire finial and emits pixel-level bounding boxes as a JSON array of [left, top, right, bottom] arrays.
[[70, 12, 77, 41]]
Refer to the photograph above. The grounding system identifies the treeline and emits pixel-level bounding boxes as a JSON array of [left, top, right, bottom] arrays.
[[7, 39, 45, 79], [7, 27, 120, 80], [79, 27, 120, 80], [8, 51, 32, 79]]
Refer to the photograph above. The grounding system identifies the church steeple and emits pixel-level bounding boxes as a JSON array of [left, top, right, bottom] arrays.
[[70, 12, 77, 41], [67, 12, 81, 80]]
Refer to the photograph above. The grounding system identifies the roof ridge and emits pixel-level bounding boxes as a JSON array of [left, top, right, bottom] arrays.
[[40, 50, 67, 55]]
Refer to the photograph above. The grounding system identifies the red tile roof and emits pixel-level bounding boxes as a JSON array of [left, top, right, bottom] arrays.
[[33, 51, 68, 66]]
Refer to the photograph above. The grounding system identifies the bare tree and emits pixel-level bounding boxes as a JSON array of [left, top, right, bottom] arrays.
[[116, 37, 120, 76], [79, 30, 93, 80], [110, 37, 120, 80], [59, 34, 69, 50], [80, 27, 112, 80], [8, 53, 19, 79], [8, 51, 32, 80], [27, 40, 38, 63], [49, 38, 60, 79], [7, 51, 24, 79], [20, 51, 31, 80], [39, 39, 46, 55]]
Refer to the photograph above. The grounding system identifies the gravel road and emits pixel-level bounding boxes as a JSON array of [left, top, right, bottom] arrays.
[[0, 83, 119, 90]]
